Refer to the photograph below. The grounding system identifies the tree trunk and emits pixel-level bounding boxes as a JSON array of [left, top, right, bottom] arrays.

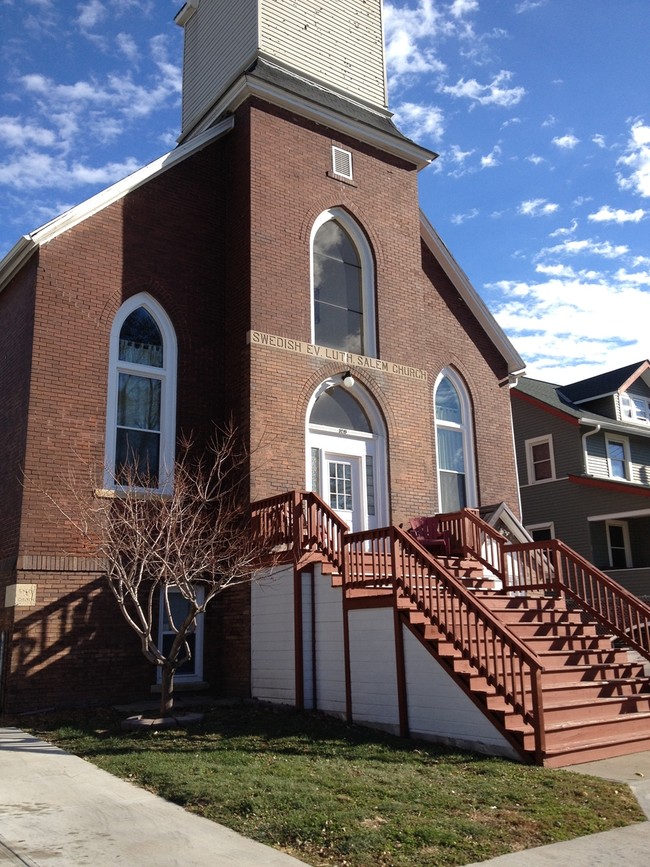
[[160, 665, 175, 717]]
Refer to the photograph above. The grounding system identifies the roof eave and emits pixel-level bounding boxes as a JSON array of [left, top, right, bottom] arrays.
[[419, 212, 526, 377], [179, 69, 436, 171]]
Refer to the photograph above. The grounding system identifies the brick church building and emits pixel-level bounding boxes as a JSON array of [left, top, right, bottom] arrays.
[[4, 1, 647, 767]]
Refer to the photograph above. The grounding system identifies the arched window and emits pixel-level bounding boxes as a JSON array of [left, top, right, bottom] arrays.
[[105, 294, 177, 491], [311, 209, 376, 357], [434, 370, 477, 512]]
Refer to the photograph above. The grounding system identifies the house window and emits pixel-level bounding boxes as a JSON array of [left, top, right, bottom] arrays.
[[525, 435, 555, 484], [621, 393, 650, 424], [311, 209, 376, 357], [434, 370, 477, 512], [605, 435, 629, 480], [105, 294, 177, 491], [527, 523, 555, 542], [606, 520, 632, 569], [158, 587, 204, 682]]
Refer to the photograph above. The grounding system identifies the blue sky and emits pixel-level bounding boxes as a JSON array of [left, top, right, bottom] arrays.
[[1, 0, 648, 384]]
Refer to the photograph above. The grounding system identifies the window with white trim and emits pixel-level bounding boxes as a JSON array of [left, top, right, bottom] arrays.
[[158, 586, 204, 682], [105, 294, 177, 491], [311, 209, 376, 357], [606, 520, 632, 569], [605, 435, 629, 481], [527, 522, 555, 542], [434, 370, 477, 512], [620, 393, 650, 425], [525, 435, 556, 484]]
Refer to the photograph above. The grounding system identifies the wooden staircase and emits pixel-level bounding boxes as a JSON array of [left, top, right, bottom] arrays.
[[399, 566, 650, 767], [252, 492, 650, 767]]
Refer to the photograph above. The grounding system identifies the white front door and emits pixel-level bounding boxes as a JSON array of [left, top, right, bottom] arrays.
[[310, 431, 379, 532], [324, 451, 363, 530]]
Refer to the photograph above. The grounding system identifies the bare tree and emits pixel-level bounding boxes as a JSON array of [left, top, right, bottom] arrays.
[[46, 425, 274, 717]]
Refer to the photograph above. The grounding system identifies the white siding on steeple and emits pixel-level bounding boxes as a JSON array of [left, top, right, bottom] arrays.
[[260, 0, 387, 108], [180, 0, 258, 136], [178, 0, 387, 139]]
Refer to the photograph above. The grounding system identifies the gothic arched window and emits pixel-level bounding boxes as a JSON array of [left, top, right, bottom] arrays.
[[311, 209, 376, 357], [105, 294, 177, 491], [434, 370, 477, 512]]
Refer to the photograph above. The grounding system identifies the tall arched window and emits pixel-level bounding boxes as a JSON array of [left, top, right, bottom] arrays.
[[434, 370, 477, 512], [105, 294, 177, 491], [311, 209, 376, 357]]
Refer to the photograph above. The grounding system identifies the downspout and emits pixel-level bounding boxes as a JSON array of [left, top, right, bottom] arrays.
[[581, 422, 601, 475]]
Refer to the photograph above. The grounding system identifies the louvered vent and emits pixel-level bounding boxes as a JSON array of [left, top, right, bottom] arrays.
[[332, 146, 353, 179]]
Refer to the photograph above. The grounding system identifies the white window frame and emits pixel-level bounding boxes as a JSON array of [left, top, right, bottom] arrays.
[[605, 434, 630, 481], [620, 392, 650, 425], [606, 520, 632, 569], [525, 435, 556, 485], [104, 293, 177, 493], [433, 368, 478, 512], [526, 522, 555, 541], [310, 208, 376, 358], [157, 586, 205, 684]]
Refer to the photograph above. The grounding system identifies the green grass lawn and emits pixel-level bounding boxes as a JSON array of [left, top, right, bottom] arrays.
[[21, 703, 644, 866]]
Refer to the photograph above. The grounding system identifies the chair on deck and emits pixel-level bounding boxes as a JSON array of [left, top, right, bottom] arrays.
[[407, 515, 451, 557]]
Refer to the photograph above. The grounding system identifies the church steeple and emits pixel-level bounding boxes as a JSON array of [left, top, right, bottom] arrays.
[[176, 0, 388, 142]]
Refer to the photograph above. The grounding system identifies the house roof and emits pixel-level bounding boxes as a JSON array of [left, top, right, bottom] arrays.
[[559, 360, 650, 404], [514, 372, 650, 440]]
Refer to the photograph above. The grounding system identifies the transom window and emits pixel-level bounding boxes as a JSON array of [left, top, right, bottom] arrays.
[[311, 209, 376, 357], [105, 294, 177, 492]]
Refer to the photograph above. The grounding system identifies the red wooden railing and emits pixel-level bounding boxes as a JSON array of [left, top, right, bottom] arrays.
[[439, 509, 650, 659], [251, 493, 546, 758]]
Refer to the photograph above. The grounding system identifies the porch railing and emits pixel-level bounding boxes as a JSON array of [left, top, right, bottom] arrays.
[[251, 493, 546, 758], [440, 509, 650, 659]]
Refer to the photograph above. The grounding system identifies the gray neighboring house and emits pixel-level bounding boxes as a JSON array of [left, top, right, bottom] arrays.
[[512, 361, 650, 601]]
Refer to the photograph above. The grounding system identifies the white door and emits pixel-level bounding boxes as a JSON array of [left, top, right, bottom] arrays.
[[324, 451, 363, 530], [310, 432, 379, 532]]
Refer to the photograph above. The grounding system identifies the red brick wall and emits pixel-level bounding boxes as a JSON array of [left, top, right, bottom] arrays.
[[244, 100, 520, 522]]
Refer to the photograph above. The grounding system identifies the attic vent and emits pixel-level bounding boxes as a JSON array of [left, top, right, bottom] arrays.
[[332, 146, 353, 179]]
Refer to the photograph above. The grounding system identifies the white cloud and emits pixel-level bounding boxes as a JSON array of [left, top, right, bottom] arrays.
[[592, 133, 606, 148], [617, 119, 650, 197], [116, 32, 139, 63], [451, 208, 479, 224], [588, 205, 646, 224], [0, 115, 57, 148], [480, 144, 501, 168], [489, 271, 650, 383], [525, 154, 545, 165], [515, 0, 547, 11], [535, 263, 575, 278], [449, 0, 478, 18], [518, 198, 559, 217], [392, 102, 445, 141], [76, 0, 107, 31], [538, 238, 629, 259], [614, 268, 650, 286], [449, 144, 474, 163], [551, 133, 580, 149], [0, 150, 141, 189], [549, 219, 578, 237], [440, 70, 526, 108], [383, 1, 447, 80]]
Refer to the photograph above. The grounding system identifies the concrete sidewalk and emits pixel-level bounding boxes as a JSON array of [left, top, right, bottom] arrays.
[[2, 725, 650, 866], [0, 727, 306, 866]]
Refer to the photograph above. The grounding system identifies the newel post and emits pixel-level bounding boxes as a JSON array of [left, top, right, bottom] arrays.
[[292, 490, 303, 558]]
